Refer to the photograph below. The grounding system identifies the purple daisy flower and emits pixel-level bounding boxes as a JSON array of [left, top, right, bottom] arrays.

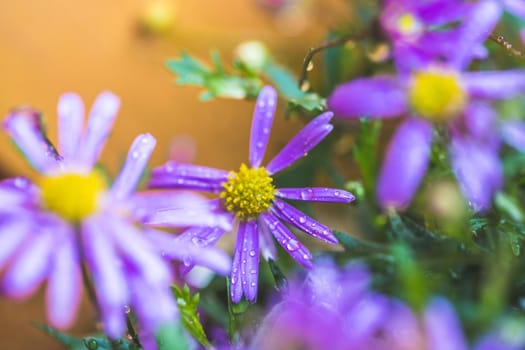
[[329, 0, 525, 211], [0, 92, 231, 342], [148, 85, 355, 303]]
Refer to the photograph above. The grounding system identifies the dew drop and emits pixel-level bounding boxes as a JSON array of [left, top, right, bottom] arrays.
[[231, 276, 237, 284], [334, 191, 340, 197], [191, 236, 203, 246], [250, 269, 257, 274], [249, 250, 256, 257], [14, 178, 28, 188], [300, 189, 312, 200], [250, 282, 256, 287], [258, 100, 266, 108], [256, 141, 264, 148], [299, 216, 306, 224], [263, 127, 269, 134], [131, 151, 140, 159], [286, 239, 300, 251]]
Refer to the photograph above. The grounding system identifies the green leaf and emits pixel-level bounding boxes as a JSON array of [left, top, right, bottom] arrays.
[[156, 323, 189, 350], [392, 243, 427, 310], [353, 119, 381, 199], [171, 284, 210, 347], [268, 258, 288, 291]]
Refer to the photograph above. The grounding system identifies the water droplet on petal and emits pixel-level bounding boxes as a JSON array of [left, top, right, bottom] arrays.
[[131, 151, 140, 159], [299, 216, 306, 224], [286, 239, 300, 252], [191, 236, 203, 246], [334, 191, 340, 197], [250, 282, 256, 287], [263, 127, 269, 134], [256, 141, 264, 148], [124, 305, 131, 314], [231, 276, 237, 284], [250, 269, 257, 274], [249, 250, 256, 257]]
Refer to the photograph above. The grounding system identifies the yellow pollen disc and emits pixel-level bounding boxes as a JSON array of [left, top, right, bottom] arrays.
[[408, 70, 467, 121], [397, 13, 422, 36], [40, 171, 107, 222], [220, 163, 275, 220]]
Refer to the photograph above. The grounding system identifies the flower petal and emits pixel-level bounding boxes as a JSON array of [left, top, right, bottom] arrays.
[[501, 119, 525, 152], [463, 102, 497, 141], [376, 118, 433, 210], [424, 298, 468, 350], [241, 220, 259, 302], [46, 228, 82, 329], [75, 91, 120, 170], [276, 187, 355, 203], [250, 86, 278, 168], [328, 77, 407, 118], [271, 199, 337, 244], [2, 230, 55, 298], [266, 112, 333, 174], [149, 161, 228, 193], [0, 178, 39, 209], [449, 0, 502, 70], [110, 134, 156, 200], [57, 92, 85, 161], [82, 218, 129, 338], [230, 221, 244, 303], [258, 216, 277, 260], [4, 108, 60, 173], [464, 70, 525, 99], [260, 212, 313, 268], [0, 218, 32, 270]]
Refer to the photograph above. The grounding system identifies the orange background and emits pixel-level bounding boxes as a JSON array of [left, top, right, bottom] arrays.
[[0, 0, 351, 348]]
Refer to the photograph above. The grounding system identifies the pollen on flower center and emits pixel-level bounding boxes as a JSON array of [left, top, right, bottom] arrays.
[[408, 70, 467, 121], [396, 13, 422, 37], [220, 163, 275, 220], [40, 171, 107, 222]]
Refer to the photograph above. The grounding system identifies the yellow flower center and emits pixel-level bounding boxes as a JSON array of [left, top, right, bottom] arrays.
[[220, 163, 275, 220], [40, 171, 107, 222], [408, 70, 467, 121], [397, 13, 422, 37]]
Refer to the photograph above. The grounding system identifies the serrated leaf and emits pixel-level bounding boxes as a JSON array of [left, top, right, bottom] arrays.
[[172, 285, 210, 347]]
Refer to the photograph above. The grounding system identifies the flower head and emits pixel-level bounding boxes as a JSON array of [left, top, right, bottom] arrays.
[[149, 86, 354, 303], [328, 1, 525, 211], [0, 92, 230, 342]]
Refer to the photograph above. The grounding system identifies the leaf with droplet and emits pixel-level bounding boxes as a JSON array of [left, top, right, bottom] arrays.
[[171, 284, 210, 347]]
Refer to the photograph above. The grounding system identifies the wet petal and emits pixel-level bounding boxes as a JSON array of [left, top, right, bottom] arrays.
[[450, 0, 502, 69], [328, 77, 407, 118], [450, 136, 502, 211], [0, 178, 39, 209], [230, 222, 244, 303], [149, 161, 228, 192], [417, 0, 471, 25], [260, 212, 313, 268], [376, 118, 433, 210], [464, 70, 525, 99], [258, 216, 277, 260], [271, 199, 337, 244], [424, 298, 468, 350], [276, 187, 355, 203], [266, 112, 333, 174], [4, 109, 59, 173], [241, 220, 259, 302], [463, 102, 497, 140], [82, 219, 129, 337], [3, 230, 55, 298], [501, 119, 525, 152], [46, 228, 82, 329], [250, 86, 278, 168], [75, 91, 120, 170], [57, 93, 85, 160], [110, 134, 156, 200]]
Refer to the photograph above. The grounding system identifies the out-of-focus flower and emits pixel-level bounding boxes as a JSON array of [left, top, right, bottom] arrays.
[[148, 86, 354, 303], [329, 0, 525, 212], [234, 41, 269, 73], [0, 92, 230, 344]]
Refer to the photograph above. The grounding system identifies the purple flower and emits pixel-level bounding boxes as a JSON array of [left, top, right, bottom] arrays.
[[329, 0, 525, 211], [148, 86, 355, 303], [0, 92, 231, 343]]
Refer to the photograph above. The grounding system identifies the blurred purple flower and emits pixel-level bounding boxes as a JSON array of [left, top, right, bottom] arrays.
[[0, 92, 230, 344], [329, 0, 525, 211], [148, 85, 355, 303]]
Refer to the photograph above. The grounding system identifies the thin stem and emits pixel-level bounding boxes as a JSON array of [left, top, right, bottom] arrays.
[[298, 34, 360, 88], [488, 32, 525, 60]]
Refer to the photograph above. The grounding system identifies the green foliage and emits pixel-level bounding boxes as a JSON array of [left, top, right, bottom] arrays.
[[171, 284, 210, 348]]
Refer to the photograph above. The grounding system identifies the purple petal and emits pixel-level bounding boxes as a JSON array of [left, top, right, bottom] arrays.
[[260, 212, 313, 268], [424, 298, 468, 350], [0, 178, 40, 209], [105, 216, 171, 285], [230, 222, 244, 303], [130, 190, 208, 222], [463, 102, 497, 140], [449, 0, 502, 70], [328, 77, 407, 118], [149, 161, 228, 192], [144, 228, 231, 276], [75, 91, 120, 170], [46, 229, 82, 329], [0, 218, 32, 269], [2, 230, 55, 298], [82, 218, 129, 338], [4, 108, 59, 173], [241, 220, 259, 302], [276, 187, 355, 203], [450, 136, 502, 211], [258, 216, 277, 260], [271, 199, 337, 244], [417, 0, 471, 25], [501, 119, 525, 152], [464, 70, 525, 99], [376, 118, 433, 210], [110, 134, 156, 200], [250, 86, 278, 168], [57, 93, 85, 161], [177, 226, 227, 275], [266, 112, 333, 174]]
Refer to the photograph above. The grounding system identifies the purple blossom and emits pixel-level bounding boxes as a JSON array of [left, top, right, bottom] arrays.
[[329, 0, 525, 211], [148, 85, 355, 303], [0, 92, 231, 345]]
